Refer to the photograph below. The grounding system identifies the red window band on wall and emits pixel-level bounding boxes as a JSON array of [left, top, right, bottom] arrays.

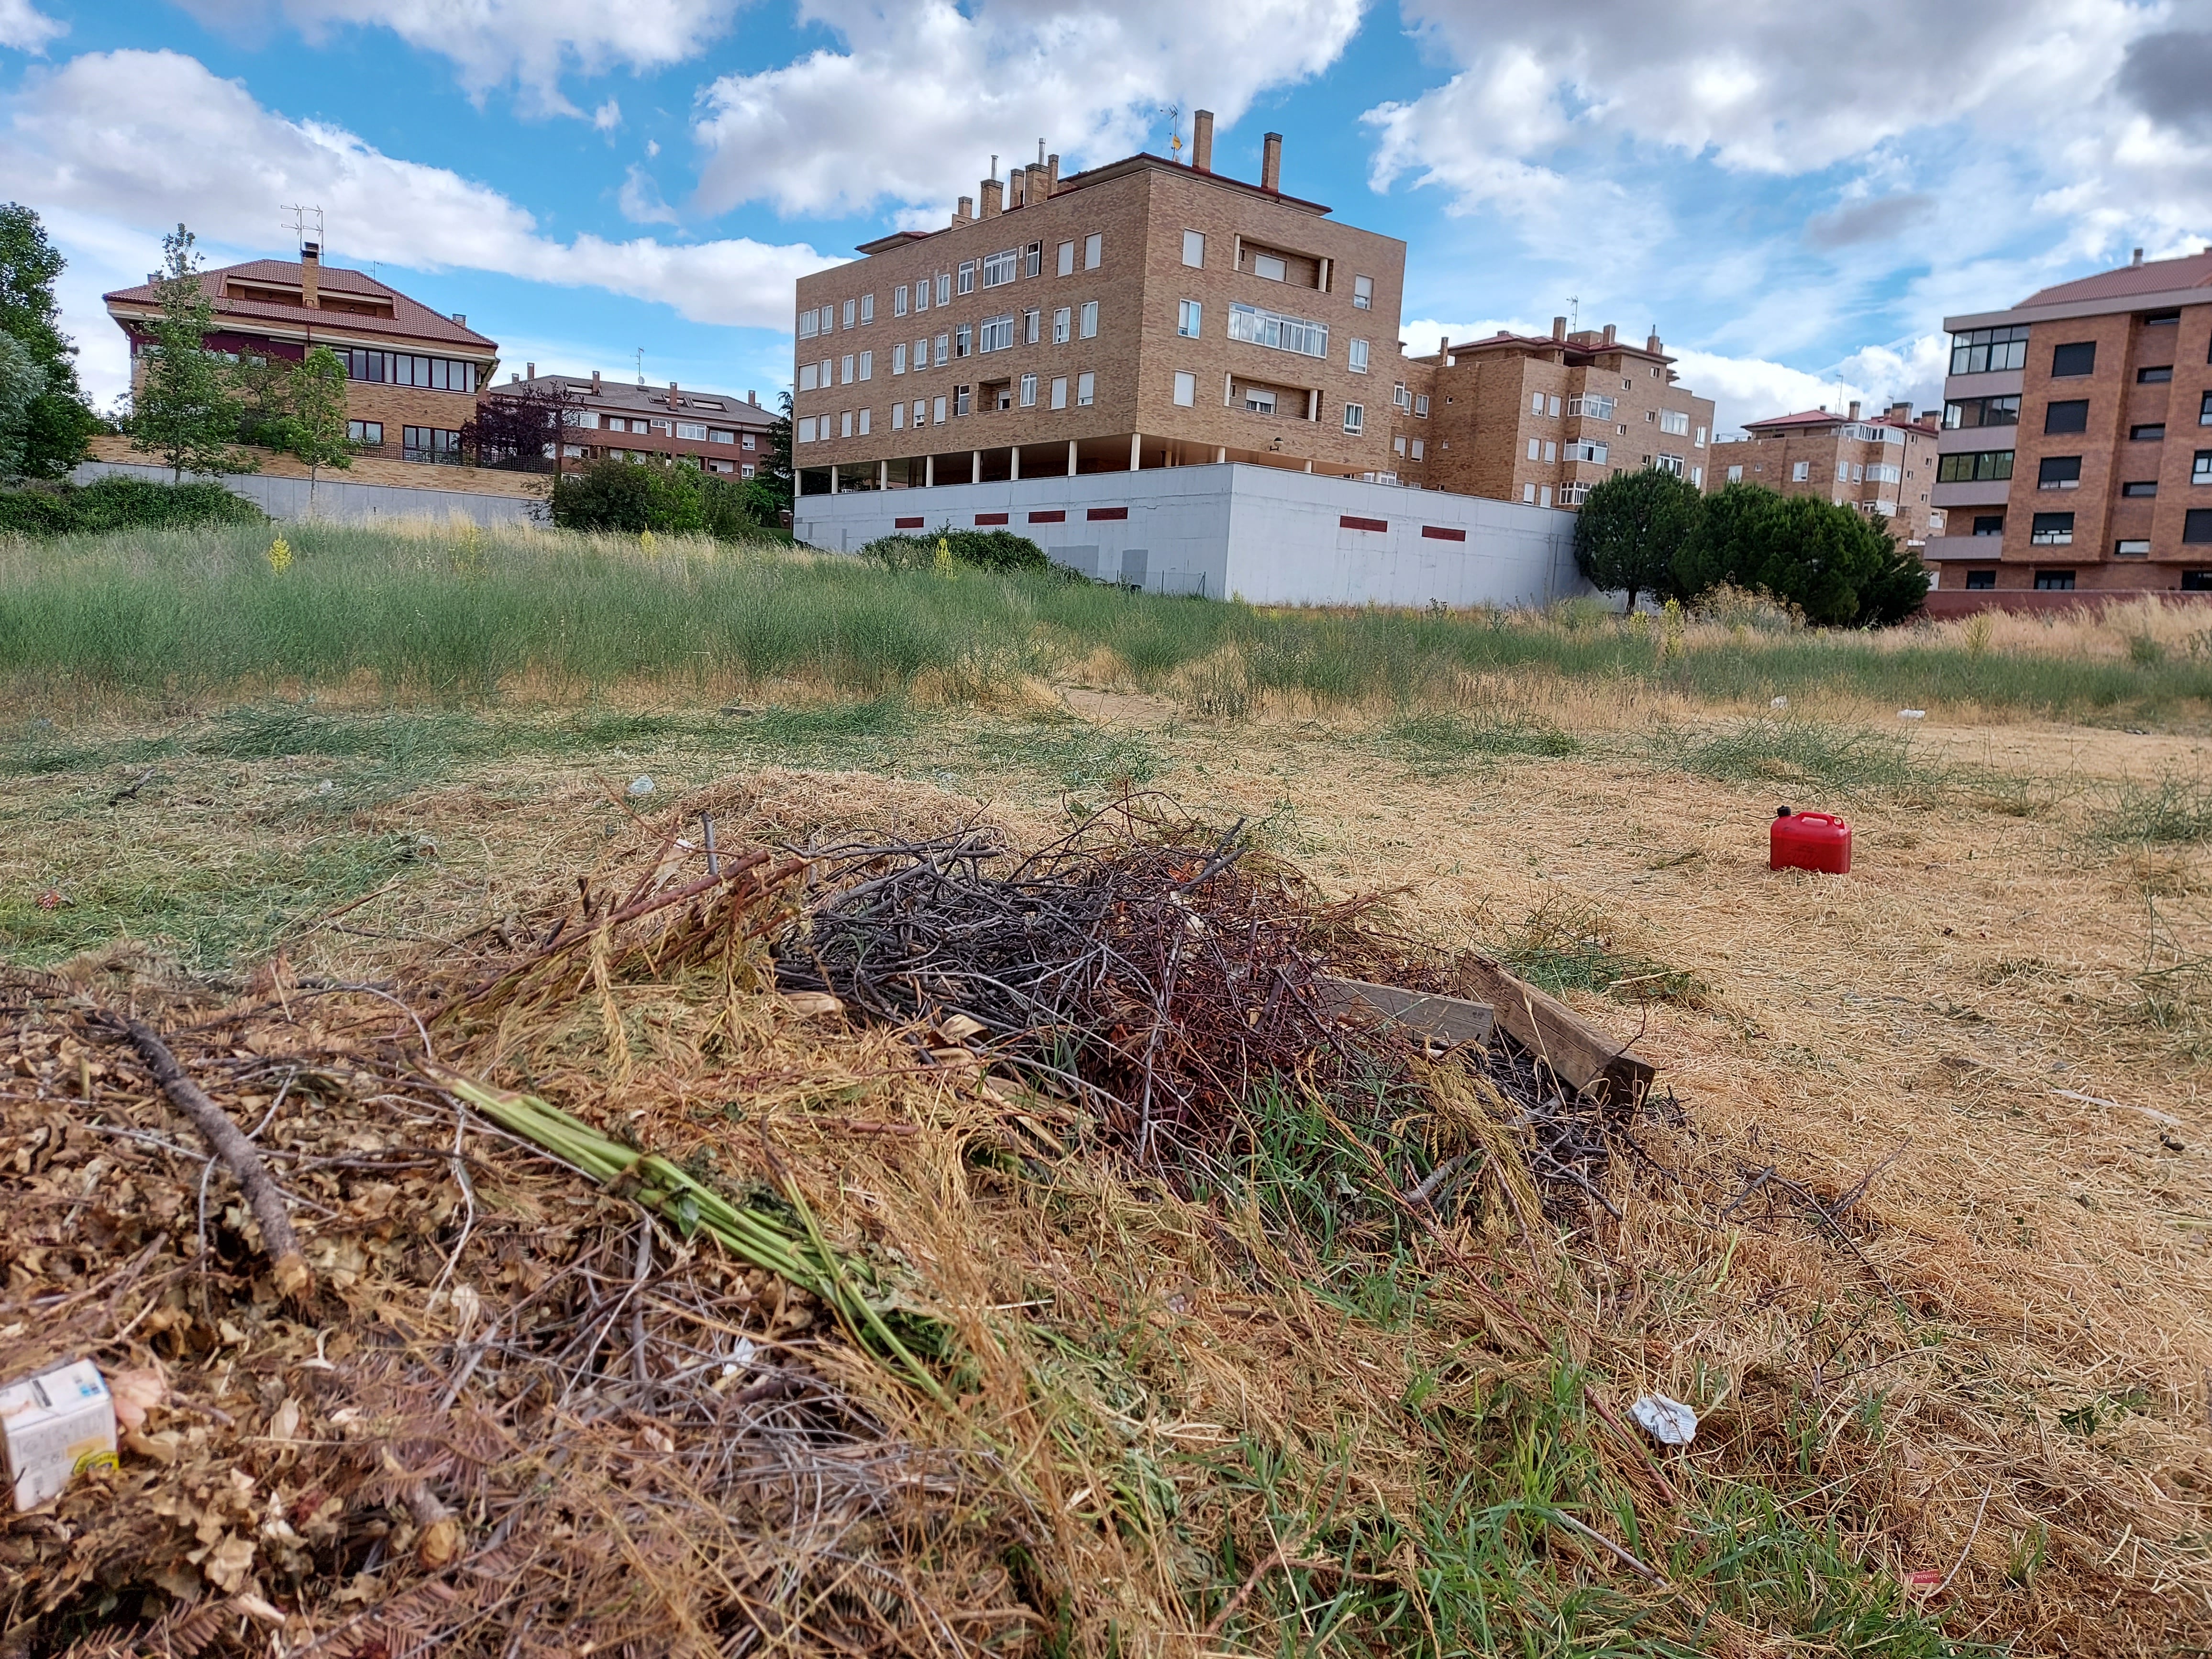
[[1087, 506, 1128, 521], [1340, 515, 1388, 533], [1028, 509, 1066, 523], [975, 512, 1009, 526], [1420, 525, 1467, 542], [894, 516, 925, 529]]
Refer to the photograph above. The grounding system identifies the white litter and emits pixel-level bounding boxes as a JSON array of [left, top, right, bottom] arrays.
[[627, 775, 655, 797], [1898, 709, 1926, 720], [1629, 1392, 1699, 1447], [1, 1359, 118, 1511], [1770, 696, 1788, 710]]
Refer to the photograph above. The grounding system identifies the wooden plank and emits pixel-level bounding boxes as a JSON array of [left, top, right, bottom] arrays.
[[1319, 976, 1494, 1048], [1452, 956, 1655, 1108]]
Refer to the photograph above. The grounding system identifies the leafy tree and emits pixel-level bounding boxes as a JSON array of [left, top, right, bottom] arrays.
[[859, 528, 1049, 573], [0, 333, 42, 479], [753, 389, 793, 520], [0, 202, 100, 478], [128, 225, 253, 482], [1571, 465, 1704, 611], [272, 345, 352, 513], [1675, 482, 1924, 627], [462, 381, 579, 473], [550, 456, 706, 534]]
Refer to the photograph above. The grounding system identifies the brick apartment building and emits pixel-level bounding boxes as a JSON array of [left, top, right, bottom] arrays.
[[791, 117, 1410, 492], [103, 244, 498, 465], [503, 369, 776, 476], [1389, 322, 1716, 508], [1927, 247, 2212, 594], [1708, 401, 1944, 545]]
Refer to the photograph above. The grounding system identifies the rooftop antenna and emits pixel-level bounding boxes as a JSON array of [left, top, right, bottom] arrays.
[[1567, 294, 1579, 332], [280, 203, 323, 252], [1161, 103, 1181, 160], [635, 347, 645, 386]]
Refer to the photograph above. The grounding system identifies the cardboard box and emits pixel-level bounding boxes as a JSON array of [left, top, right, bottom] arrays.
[[1, 1359, 118, 1512]]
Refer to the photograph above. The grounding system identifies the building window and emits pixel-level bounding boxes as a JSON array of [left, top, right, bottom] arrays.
[[2038, 455, 2081, 489], [1414, 395, 1428, 417], [858, 408, 871, 435], [1245, 387, 1276, 415], [1727, 464, 1743, 482], [741, 464, 755, 479], [840, 411, 852, 438], [1025, 242, 1041, 277], [2030, 511, 2075, 544], [1053, 307, 1072, 344], [1867, 463, 1901, 484], [954, 384, 972, 416], [894, 286, 908, 318], [1394, 435, 1406, 456], [1084, 233, 1102, 270], [893, 343, 907, 375], [1692, 465, 1704, 487], [1025, 309, 1040, 344], [936, 273, 951, 306], [933, 396, 946, 424], [1343, 402, 1364, 434], [1792, 461, 1809, 481], [1526, 439, 1539, 461], [1540, 485, 1553, 507], [799, 310, 818, 340], [1973, 514, 2004, 535], [957, 261, 976, 295], [1252, 252, 1286, 282], [2034, 570, 2076, 589], [1561, 481, 1589, 505], [2051, 341, 2096, 376], [1020, 373, 1038, 408], [1544, 441, 1557, 462], [1567, 393, 1616, 420], [1076, 372, 1095, 407], [1565, 439, 1608, 464], [1522, 483, 1536, 503], [892, 402, 905, 431], [1079, 301, 1099, 340], [1937, 450, 2015, 482], [983, 248, 1017, 287], [822, 305, 837, 334], [1946, 395, 2021, 429], [2185, 570, 2212, 589], [935, 333, 950, 367], [1227, 301, 1327, 358], [1655, 453, 1685, 477], [913, 280, 929, 313], [2115, 538, 2151, 556], [2133, 423, 2167, 441], [1057, 240, 1074, 277], [1349, 338, 1370, 373], [858, 350, 873, 380], [1411, 439, 1425, 461], [1178, 299, 1202, 339], [2046, 397, 2086, 433], [402, 426, 461, 463], [1172, 370, 1195, 407], [2187, 508, 2212, 542], [2195, 449, 2212, 484], [346, 420, 383, 446], [2201, 390, 2212, 424], [1182, 230, 1204, 268], [1393, 383, 1409, 409], [1530, 393, 1543, 415], [978, 315, 1013, 352], [1551, 396, 1563, 417], [1965, 569, 1996, 588], [1050, 376, 1067, 410], [796, 417, 816, 443], [2122, 480, 2158, 497], [2137, 365, 2174, 384], [1659, 409, 1689, 435], [675, 420, 707, 440], [742, 434, 756, 451], [914, 399, 927, 426], [1948, 323, 2029, 375], [1353, 274, 1372, 311], [710, 429, 734, 444]]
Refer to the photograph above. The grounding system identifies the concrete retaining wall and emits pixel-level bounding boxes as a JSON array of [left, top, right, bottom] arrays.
[[70, 460, 543, 528], [791, 463, 1587, 609]]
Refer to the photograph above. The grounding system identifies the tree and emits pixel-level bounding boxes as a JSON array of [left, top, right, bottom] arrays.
[[1571, 465, 1704, 611], [550, 456, 706, 534], [0, 202, 100, 478], [1851, 520, 1932, 627], [273, 345, 352, 514], [0, 333, 43, 479], [1675, 482, 1924, 628], [754, 389, 794, 521], [128, 225, 253, 482]]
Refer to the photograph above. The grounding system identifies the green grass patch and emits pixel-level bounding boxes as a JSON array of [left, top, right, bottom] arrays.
[[1380, 710, 1581, 767], [2090, 774, 2212, 845], [962, 720, 1161, 792], [1497, 897, 1713, 1009], [1658, 715, 1943, 801]]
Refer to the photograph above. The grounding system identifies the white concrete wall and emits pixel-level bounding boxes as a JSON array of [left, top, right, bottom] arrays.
[[70, 461, 542, 528], [791, 462, 1586, 608]]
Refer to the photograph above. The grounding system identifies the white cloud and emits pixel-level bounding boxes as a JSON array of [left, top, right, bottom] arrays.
[[692, 0, 1365, 217], [618, 164, 679, 224], [170, 0, 743, 116], [0, 0, 64, 52], [0, 50, 827, 401], [592, 98, 622, 133]]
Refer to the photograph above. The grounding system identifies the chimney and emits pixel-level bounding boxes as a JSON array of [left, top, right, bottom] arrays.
[[1261, 132, 1282, 193], [525, 361, 535, 380], [1551, 316, 1567, 339], [1193, 109, 1215, 172], [747, 390, 757, 405], [1046, 153, 1059, 194], [1889, 399, 1910, 419], [591, 369, 601, 394], [668, 380, 679, 409], [1647, 332, 1663, 354], [1848, 399, 1861, 420], [299, 240, 320, 309], [954, 195, 973, 226], [2132, 247, 2144, 265], [982, 177, 1003, 217], [1602, 322, 1616, 345], [1438, 335, 1449, 357]]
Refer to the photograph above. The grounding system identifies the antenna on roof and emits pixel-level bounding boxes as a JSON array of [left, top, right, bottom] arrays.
[[1567, 295, 1579, 332], [279, 203, 323, 254], [1161, 103, 1181, 159], [636, 347, 646, 386]]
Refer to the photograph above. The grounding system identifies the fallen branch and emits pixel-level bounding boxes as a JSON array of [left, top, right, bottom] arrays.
[[102, 1016, 313, 1300]]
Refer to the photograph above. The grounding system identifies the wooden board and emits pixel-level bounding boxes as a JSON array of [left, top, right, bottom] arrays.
[[1319, 977, 1495, 1048], [1451, 956, 1656, 1109]]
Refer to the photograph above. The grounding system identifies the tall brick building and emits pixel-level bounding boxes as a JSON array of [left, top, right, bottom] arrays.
[[1928, 248, 2212, 594], [1388, 323, 1715, 508], [104, 245, 498, 465], [791, 118, 1409, 492], [502, 369, 776, 476], [1707, 401, 1944, 546]]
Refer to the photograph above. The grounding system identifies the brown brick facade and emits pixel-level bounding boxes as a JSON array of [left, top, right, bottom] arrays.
[[1708, 402, 1943, 545]]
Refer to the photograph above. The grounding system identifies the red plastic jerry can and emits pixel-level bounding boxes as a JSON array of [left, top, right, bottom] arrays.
[[1770, 807, 1851, 874]]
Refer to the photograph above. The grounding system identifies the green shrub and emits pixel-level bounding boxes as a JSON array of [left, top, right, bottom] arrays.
[[1675, 483, 1927, 627], [858, 527, 1050, 573], [0, 475, 262, 537], [550, 458, 785, 541]]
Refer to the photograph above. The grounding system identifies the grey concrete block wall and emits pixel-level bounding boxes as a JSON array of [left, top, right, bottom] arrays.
[[70, 461, 543, 528], [790, 463, 1587, 608]]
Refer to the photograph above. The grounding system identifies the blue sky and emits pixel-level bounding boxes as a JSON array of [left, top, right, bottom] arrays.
[[4, 0, 2208, 434]]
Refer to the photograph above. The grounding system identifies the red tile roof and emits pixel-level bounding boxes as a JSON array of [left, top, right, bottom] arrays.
[[2017, 250, 2212, 308], [103, 258, 496, 352]]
